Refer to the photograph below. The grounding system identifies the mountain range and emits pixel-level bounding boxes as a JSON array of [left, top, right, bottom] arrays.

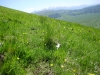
[[34, 4, 100, 28]]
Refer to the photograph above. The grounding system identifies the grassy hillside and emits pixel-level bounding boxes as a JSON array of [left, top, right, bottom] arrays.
[[0, 6, 100, 75], [59, 13, 100, 28], [34, 4, 100, 28]]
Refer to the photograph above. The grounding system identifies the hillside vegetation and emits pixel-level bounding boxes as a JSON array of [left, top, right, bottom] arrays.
[[0, 6, 100, 75], [34, 4, 100, 28]]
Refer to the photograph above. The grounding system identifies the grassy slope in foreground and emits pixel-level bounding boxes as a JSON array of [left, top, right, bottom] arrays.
[[0, 6, 100, 75]]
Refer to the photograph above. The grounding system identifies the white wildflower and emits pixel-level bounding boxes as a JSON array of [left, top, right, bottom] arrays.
[[56, 43, 60, 49]]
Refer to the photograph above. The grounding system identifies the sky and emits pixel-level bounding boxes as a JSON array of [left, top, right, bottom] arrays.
[[0, 0, 100, 13]]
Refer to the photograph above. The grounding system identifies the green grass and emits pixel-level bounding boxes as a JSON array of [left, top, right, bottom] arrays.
[[0, 6, 100, 75], [59, 13, 100, 28]]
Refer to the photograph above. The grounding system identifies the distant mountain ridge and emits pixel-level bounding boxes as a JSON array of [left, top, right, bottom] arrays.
[[34, 4, 100, 28], [33, 5, 90, 13], [43, 5, 90, 10], [34, 4, 100, 16], [67, 4, 100, 16]]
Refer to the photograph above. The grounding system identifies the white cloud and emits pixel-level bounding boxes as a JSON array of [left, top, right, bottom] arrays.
[[23, 8, 35, 13], [23, 7, 45, 13]]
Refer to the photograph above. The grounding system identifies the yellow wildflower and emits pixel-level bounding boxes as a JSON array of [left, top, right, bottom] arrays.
[[61, 65, 64, 68], [17, 57, 20, 60], [64, 59, 67, 62], [73, 69, 76, 73], [88, 73, 95, 75], [50, 63, 53, 67], [23, 33, 27, 34]]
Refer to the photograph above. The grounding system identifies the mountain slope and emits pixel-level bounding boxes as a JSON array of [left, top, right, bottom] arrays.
[[63, 4, 100, 16], [34, 4, 100, 28], [0, 6, 100, 75]]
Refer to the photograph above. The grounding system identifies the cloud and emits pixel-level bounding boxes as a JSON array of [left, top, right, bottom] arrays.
[[23, 8, 35, 13], [23, 7, 43, 13]]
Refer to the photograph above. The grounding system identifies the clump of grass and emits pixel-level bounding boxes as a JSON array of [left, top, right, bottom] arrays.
[[39, 16, 56, 50], [44, 36, 55, 50]]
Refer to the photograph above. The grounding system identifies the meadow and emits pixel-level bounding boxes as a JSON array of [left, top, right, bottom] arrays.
[[59, 13, 100, 28], [0, 6, 100, 75]]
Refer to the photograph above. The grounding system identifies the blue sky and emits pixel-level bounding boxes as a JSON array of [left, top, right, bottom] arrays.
[[0, 0, 100, 13]]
